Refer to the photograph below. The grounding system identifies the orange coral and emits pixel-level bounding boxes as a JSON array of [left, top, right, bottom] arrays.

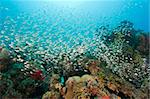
[[61, 74, 108, 99], [64, 77, 74, 99]]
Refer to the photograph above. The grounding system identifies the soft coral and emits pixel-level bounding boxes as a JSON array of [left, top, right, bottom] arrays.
[[30, 70, 45, 80]]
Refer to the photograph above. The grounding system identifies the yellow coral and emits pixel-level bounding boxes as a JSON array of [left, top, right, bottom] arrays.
[[42, 91, 52, 99], [42, 91, 60, 99]]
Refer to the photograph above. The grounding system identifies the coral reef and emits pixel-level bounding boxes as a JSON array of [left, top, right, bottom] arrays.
[[94, 21, 149, 88], [42, 58, 148, 99], [0, 20, 149, 99]]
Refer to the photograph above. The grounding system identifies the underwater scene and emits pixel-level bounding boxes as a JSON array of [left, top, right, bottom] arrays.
[[0, 0, 150, 99]]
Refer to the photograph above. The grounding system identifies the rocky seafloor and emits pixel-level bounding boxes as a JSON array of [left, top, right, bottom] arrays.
[[0, 20, 150, 99]]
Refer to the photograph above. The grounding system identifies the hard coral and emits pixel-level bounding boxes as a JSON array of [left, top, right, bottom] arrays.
[[64, 77, 74, 99], [42, 74, 62, 99], [42, 91, 60, 99], [61, 74, 108, 99], [49, 74, 60, 90]]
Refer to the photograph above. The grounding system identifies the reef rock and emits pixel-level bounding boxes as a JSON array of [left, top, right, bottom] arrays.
[[0, 47, 10, 71]]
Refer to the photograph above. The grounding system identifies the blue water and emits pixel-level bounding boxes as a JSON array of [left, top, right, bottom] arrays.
[[0, 0, 149, 32]]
